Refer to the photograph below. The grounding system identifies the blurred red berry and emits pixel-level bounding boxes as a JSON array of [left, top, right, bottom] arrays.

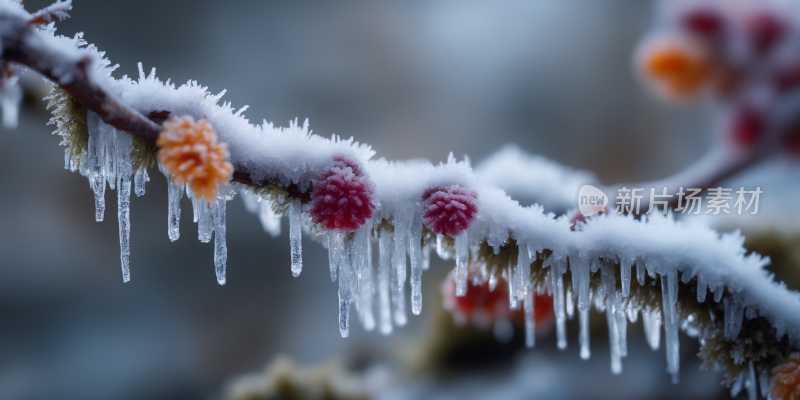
[[745, 11, 785, 56], [681, 7, 725, 39], [730, 104, 766, 147], [422, 185, 478, 237], [774, 63, 800, 93], [784, 122, 800, 157], [441, 266, 554, 331], [310, 157, 376, 232]]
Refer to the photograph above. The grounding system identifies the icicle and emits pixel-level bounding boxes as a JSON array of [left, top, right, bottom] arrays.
[[517, 241, 532, 300], [523, 287, 536, 348], [422, 241, 431, 271], [616, 307, 628, 358], [627, 304, 639, 323], [723, 297, 744, 340], [579, 308, 590, 360], [115, 131, 133, 282], [134, 169, 146, 196], [642, 308, 661, 350], [86, 112, 107, 222], [454, 231, 469, 297], [338, 234, 355, 337], [620, 260, 632, 297], [566, 284, 575, 320], [570, 257, 591, 359], [661, 271, 680, 383], [408, 211, 424, 315], [288, 199, 303, 277], [697, 275, 707, 303], [328, 231, 345, 282], [167, 176, 182, 242], [213, 197, 227, 285], [550, 260, 567, 350], [355, 223, 375, 331], [378, 225, 393, 335], [393, 214, 409, 286], [1, 75, 22, 128], [713, 286, 724, 302], [104, 129, 117, 190], [259, 201, 282, 237], [744, 361, 756, 400], [507, 263, 518, 310], [636, 261, 645, 286], [601, 263, 622, 374], [436, 233, 452, 260], [196, 200, 214, 243], [731, 370, 745, 398], [488, 267, 498, 292], [759, 367, 771, 399], [390, 242, 407, 327]]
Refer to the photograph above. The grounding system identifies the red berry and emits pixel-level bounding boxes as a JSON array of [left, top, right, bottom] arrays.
[[730, 104, 766, 147], [310, 157, 376, 232], [422, 185, 478, 237], [681, 7, 725, 39], [745, 11, 785, 56]]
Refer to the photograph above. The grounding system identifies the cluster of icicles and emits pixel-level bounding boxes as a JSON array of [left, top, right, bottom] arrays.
[[71, 113, 776, 398]]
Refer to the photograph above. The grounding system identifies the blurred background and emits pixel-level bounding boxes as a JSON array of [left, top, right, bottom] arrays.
[[1, 1, 797, 399]]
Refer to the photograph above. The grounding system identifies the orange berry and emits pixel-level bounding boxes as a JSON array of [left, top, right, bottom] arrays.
[[640, 38, 713, 100], [772, 353, 800, 400], [157, 116, 233, 202]]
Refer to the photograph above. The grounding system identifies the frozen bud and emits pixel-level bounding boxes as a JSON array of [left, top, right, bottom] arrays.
[[422, 185, 478, 237], [771, 353, 800, 400], [310, 157, 376, 233], [157, 116, 233, 202]]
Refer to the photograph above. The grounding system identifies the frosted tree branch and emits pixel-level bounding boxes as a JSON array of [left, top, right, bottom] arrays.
[[1, 1, 799, 396]]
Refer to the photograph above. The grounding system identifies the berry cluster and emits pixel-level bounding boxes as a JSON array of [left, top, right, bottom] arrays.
[[309, 157, 376, 233], [157, 116, 233, 201], [772, 352, 800, 400], [638, 1, 800, 152], [422, 185, 479, 237]]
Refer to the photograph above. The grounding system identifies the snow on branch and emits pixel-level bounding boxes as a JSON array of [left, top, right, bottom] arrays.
[[1, 1, 799, 397]]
